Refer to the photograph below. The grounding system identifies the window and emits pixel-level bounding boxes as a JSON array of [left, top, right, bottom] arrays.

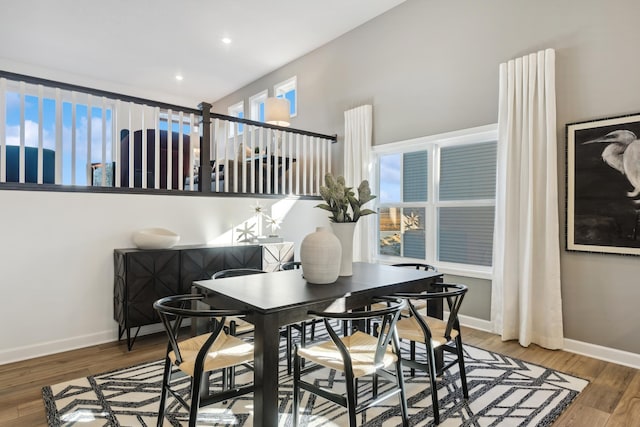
[[274, 76, 297, 118], [249, 90, 267, 122], [227, 101, 244, 137], [374, 125, 497, 275]]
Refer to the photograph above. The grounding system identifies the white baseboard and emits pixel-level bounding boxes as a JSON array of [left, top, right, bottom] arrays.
[[458, 314, 493, 333], [0, 330, 116, 365], [563, 338, 640, 370], [458, 315, 640, 370], [0, 324, 165, 366]]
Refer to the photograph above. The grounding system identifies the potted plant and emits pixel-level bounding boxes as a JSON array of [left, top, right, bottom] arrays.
[[309, 173, 376, 276], [316, 173, 376, 223]]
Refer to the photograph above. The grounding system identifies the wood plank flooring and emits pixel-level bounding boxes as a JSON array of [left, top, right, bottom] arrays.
[[1, 327, 638, 426]]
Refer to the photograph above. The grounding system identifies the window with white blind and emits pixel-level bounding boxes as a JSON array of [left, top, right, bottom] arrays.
[[373, 124, 497, 275]]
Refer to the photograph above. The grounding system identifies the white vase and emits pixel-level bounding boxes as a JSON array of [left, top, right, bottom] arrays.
[[331, 222, 356, 276], [300, 227, 342, 284]]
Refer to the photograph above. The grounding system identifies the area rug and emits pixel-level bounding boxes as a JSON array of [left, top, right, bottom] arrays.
[[43, 330, 588, 426]]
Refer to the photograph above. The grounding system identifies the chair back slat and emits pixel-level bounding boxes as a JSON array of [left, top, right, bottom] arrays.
[[153, 294, 250, 366], [394, 283, 468, 340], [212, 268, 266, 279]]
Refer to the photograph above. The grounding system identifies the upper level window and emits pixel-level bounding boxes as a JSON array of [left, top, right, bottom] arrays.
[[227, 101, 244, 137], [274, 76, 297, 118], [249, 90, 267, 122], [374, 124, 497, 275]]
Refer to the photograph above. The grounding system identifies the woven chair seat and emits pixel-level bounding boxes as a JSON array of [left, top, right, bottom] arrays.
[[169, 332, 254, 376], [396, 315, 459, 348], [297, 330, 397, 378]]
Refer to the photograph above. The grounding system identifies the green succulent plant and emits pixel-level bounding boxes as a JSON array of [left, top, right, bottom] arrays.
[[316, 173, 376, 223]]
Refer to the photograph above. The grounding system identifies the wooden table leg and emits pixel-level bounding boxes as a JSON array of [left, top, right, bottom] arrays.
[[252, 313, 281, 427]]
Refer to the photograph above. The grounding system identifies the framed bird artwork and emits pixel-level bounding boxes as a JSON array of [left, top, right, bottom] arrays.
[[567, 113, 640, 255]]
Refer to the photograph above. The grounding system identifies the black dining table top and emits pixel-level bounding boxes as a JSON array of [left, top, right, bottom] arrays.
[[193, 262, 442, 314]]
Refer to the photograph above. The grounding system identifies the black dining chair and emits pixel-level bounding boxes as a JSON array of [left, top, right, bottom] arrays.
[[293, 297, 409, 427], [214, 267, 299, 377], [393, 283, 469, 425], [390, 263, 439, 367], [153, 294, 254, 427], [367, 263, 440, 334]]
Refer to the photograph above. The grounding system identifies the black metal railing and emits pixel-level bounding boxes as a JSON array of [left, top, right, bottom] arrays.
[[0, 70, 336, 197]]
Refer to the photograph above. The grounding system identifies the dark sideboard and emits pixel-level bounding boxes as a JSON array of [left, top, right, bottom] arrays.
[[113, 242, 293, 350]]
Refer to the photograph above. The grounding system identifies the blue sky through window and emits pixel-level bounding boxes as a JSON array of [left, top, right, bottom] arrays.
[[5, 92, 113, 185], [379, 153, 401, 202], [277, 89, 296, 116]]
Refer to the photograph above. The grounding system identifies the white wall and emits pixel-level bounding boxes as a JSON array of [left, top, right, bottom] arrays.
[[0, 190, 330, 364]]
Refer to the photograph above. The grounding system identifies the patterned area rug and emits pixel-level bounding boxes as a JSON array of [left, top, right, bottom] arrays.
[[43, 329, 588, 426]]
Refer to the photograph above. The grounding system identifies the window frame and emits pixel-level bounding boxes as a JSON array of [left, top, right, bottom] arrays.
[[372, 124, 498, 280], [274, 76, 297, 118], [249, 90, 268, 122], [227, 101, 244, 137]]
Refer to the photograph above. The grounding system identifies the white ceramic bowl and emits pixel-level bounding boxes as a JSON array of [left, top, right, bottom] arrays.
[[132, 228, 180, 250]]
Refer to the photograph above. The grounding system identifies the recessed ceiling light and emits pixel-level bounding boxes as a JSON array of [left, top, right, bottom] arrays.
[[175, 74, 183, 81], [221, 37, 232, 44]]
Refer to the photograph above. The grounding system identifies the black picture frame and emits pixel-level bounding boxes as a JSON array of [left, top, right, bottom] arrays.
[[567, 113, 640, 255]]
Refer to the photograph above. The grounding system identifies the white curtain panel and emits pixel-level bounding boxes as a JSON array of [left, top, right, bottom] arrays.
[[343, 104, 373, 262], [491, 49, 563, 349]]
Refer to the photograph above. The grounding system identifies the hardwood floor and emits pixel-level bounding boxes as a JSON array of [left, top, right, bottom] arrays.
[[1, 327, 638, 426]]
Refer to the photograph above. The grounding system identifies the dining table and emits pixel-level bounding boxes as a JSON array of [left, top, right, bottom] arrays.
[[192, 261, 443, 427]]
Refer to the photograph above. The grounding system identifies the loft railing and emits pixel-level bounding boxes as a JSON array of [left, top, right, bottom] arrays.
[[0, 70, 336, 196]]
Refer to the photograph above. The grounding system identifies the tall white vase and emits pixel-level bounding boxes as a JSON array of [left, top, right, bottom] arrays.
[[331, 222, 356, 276], [300, 227, 342, 284]]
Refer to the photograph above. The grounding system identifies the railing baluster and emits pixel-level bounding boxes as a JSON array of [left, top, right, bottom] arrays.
[[114, 100, 120, 188], [165, 109, 172, 190], [258, 127, 264, 194], [188, 113, 195, 192], [37, 85, 44, 184], [127, 102, 133, 188], [71, 92, 77, 186], [250, 125, 256, 193], [101, 97, 107, 187], [18, 82, 25, 183], [223, 120, 229, 193], [240, 121, 247, 192], [212, 118, 219, 192], [266, 129, 272, 194], [178, 111, 184, 191], [141, 104, 147, 189], [154, 107, 160, 189], [232, 122, 239, 193], [86, 94, 92, 186], [279, 131, 286, 195], [316, 136, 322, 195], [0, 78, 6, 183]]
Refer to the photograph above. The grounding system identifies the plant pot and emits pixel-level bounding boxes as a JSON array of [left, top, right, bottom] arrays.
[[300, 227, 342, 284], [331, 222, 356, 276]]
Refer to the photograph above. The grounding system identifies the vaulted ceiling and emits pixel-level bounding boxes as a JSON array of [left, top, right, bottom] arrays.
[[0, 0, 406, 106]]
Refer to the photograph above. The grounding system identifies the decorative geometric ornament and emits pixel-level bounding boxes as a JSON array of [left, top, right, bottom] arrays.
[[403, 211, 421, 230], [235, 221, 257, 242]]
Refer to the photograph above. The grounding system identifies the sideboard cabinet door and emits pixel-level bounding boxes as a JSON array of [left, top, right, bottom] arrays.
[[179, 247, 226, 293], [113, 249, 180, 350]]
